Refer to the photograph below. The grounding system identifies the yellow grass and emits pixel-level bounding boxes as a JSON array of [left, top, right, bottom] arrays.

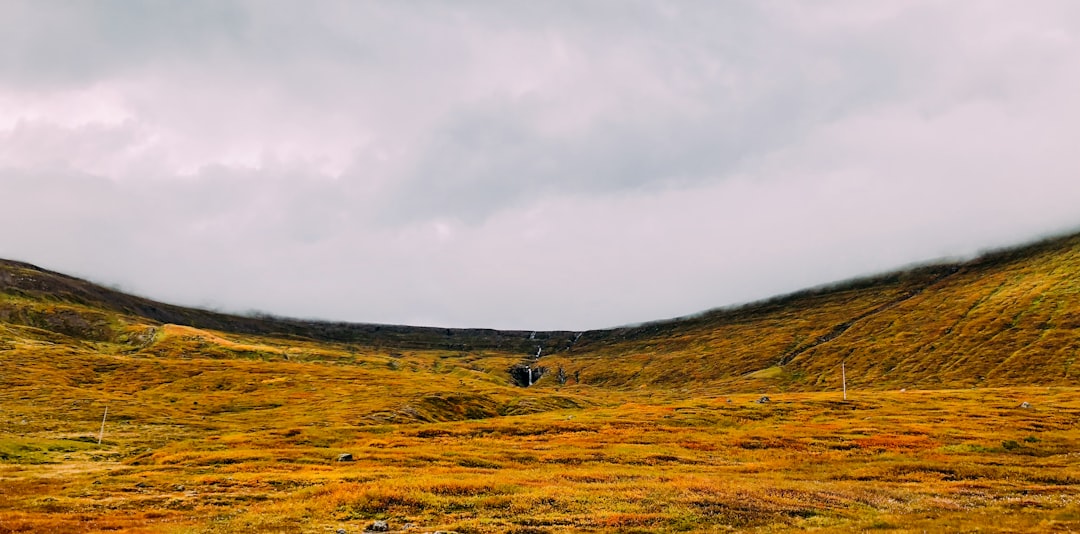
[[2, 232, 1080, 532], [2, 326, 1078, 532]]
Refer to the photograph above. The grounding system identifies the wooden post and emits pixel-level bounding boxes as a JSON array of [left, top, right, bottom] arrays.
[[98, 406, 108, 445], [842, 362, 847, 401]]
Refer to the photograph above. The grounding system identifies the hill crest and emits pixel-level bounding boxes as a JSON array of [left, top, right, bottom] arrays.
[[2, 229, 1079, 391]]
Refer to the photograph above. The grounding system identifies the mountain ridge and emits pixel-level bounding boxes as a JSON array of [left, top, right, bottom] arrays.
[[2, 229, 1079, 391], [3, 229, 1078, 342]]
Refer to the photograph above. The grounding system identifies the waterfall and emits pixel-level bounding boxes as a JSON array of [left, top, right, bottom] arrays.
[[527, 366, 533, 386]]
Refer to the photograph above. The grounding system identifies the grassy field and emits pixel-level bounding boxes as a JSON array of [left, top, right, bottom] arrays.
[[2, 232, 1080, 532], [1, 325, 1078, 533], [1, 369, 1078, 532]]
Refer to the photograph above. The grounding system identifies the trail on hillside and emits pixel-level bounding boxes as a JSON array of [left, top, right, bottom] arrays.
[[777, 266, 961, 367]]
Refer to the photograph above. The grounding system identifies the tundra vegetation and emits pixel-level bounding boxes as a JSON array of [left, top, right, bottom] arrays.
[[1, 233, 1079, 533]]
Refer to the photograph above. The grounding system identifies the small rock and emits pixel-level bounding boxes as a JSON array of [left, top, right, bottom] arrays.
[[337, 529, 347, 534], [366, 520, 389, 532], [402, 523, 415, 531], [174, 485, 184, 492], [1019, 401, 1031, 409], [756, 395, 770, 404], [336, 453, 354, 462]]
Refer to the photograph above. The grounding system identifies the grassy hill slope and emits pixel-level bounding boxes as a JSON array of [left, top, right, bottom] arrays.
[[0, 258, 579, 353], [3, 231, 1079, 394], [1, 232, 1079, 532], [556, 232, 1080, 392]]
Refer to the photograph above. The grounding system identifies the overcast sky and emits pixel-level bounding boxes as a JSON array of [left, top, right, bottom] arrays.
[[2, 1, 1079, 330]]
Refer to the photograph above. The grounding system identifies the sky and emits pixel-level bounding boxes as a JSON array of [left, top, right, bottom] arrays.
[[2, 1, 1080, 330]]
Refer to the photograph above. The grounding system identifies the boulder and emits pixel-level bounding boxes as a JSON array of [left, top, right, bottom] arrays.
[[1019, 401, 1031, 409], [336, 453, 354, 462], [366, 520, 389, 532], [756, 395, 770, 404]]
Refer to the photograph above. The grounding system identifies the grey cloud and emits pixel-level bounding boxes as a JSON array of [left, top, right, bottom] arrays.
[[385, 26, 917, 220], [0, 1, 248, 88], [1, 1, 1080, 329]]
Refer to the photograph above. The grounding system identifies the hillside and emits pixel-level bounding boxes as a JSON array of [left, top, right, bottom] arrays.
[[3, 230, 1079, 392], [1, 232, 1079, 533], [0, 258, 580, 353], [561, 231, 1080, 392]]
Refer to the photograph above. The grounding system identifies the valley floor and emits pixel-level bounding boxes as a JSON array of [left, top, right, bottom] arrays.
[[2, 387, 1078, 533]]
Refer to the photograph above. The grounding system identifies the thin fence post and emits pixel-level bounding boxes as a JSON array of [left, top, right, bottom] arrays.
[[842, 363, 847, 401], [98, 406, 108, 445]]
